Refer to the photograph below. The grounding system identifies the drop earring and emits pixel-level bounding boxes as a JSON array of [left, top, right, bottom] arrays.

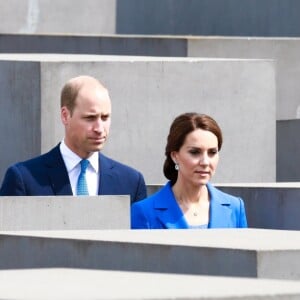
[[174, 163, 179, 171]]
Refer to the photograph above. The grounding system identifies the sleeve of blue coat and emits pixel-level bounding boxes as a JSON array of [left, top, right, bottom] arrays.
[[131, 202, 150, 229]]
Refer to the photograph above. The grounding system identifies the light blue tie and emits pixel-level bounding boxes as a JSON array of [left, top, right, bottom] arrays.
[[76, 159, 89, 195]]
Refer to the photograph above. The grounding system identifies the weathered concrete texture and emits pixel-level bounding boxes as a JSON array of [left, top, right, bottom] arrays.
[[0, 229, 300, 280], [188, 37, 300, 120], [1, 34, 296, 121], [0, 0, 116, 34], [147, 183, 300, 230], [0, 60, 41, 177], [0, 54, 276, 185], [277, 119, 300, 181], [0, 195, 130, 230], [1, 0, 300, 37], [1, 268, 300, 300]]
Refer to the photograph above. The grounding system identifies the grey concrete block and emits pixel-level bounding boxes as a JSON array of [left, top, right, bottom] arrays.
[[0, 54, 276, 186], [0, 229, 300, 280], [116, 0, 300, 37], [1, 0, 300, 37], [0, 34, 188, 57], [1, 268, 300, 299], [277, 119, 300, 181], [0, 0, 116, 34], [0, 60, 41, 175], [188, 37, 300, 120], [0, 195, 130, 230], [147, 183, 300, 230], [0, 35, 297, 121]]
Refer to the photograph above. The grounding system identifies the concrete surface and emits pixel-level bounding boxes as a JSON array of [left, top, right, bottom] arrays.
[[0, 229, 300, 280], [0, 54, 276, 185], [1, 0, 300, 37], [147, 183, 300, 230], [277, 119, 300, 181], [0, 35, 297, 121], [0, 0, 116, 34], [0, 268, 300, 299], [0, 195, 130, 230], [0, 33, 188, 57]]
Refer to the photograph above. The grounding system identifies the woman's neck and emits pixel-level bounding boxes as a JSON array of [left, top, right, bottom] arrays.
[[172, 181, 209, 204]]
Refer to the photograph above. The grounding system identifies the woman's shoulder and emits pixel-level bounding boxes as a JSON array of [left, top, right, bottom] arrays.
[[207, 183, 244, 205], [133, 182, 173, 208]]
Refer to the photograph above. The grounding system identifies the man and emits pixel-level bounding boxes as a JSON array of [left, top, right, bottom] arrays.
[[0, 75, 147, 203]]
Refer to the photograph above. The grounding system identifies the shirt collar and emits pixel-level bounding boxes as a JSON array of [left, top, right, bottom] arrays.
[[60, 140, 99, 173]]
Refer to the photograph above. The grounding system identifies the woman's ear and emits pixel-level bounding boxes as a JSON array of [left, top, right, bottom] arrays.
[[170, 151, 177, 164]]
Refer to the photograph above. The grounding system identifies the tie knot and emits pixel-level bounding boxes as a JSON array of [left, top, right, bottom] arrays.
[[80, 159, 89, 173]]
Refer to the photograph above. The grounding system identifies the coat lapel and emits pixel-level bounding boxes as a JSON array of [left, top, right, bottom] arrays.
[[98, 153, 114, 194], [44, 145, 73, 195], [154, 183, 188, 229], [207, 183, 232, 228]]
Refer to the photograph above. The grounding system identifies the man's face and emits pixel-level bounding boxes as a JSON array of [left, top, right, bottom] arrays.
[[61, 83, 112, 158]]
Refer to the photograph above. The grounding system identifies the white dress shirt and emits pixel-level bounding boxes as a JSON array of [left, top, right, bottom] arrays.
[[60, 140, 99, 195]]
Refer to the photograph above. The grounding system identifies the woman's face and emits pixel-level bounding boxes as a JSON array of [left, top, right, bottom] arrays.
[[171, 128, 219, 187]]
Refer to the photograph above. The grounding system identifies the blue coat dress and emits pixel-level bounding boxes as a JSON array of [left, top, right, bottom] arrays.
[[0, 144, 147, 203], [131, 181, 247, 229]]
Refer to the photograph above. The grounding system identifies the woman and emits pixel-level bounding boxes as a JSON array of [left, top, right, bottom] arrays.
[[131, 112, 247, 229]]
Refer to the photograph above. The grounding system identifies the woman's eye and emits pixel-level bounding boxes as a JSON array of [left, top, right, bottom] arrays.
[[189, 150, 199, 155], [209, 149, 218, 156]]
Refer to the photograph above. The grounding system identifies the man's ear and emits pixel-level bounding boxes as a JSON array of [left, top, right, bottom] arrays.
[[61, 107, 70, 125]]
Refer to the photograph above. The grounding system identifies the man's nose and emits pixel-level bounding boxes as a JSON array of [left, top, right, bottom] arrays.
[[94, 119, 104, 132]]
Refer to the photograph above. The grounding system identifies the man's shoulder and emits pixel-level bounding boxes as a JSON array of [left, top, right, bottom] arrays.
[[99, 153, 142, 175], [9, 145, 61, 169]]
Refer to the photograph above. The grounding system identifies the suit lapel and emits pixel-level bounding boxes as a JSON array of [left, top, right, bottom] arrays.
[[44, 145, 73, 195], [98, 153, 114, 194], [207, 183, 232, 228], [155, 183, 188, 229]]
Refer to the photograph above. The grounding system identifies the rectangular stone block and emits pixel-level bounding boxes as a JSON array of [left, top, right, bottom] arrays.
[[0, 33, 188, 57], [0, 195, 130, 230], [0, 268, 300, 299], [277, 119, 300, 181], [0, 54, 276, 185], [0, 229, 299, 280]]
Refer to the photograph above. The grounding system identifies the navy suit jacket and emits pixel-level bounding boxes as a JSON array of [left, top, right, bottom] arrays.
[[131, 181, 247, 229], [0, 144, 147, 203]]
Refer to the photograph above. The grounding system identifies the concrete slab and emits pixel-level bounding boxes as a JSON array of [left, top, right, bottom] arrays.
[[1, 0, 300, 37], [0, 0, 116, 34], [0, 34, 297, 121], [0, 229, 299, 280], [147, 183, 300, 230], [0, 54, 276, 185], [0, 33, 188, 56], [0, 268, 300, 299], [277, 119, 300, 181], [0, 195, 130, 230]]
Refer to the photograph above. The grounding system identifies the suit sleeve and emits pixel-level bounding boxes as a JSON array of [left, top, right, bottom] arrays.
[[132, 172, 147, 203], [0, 165, 26, 196]]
